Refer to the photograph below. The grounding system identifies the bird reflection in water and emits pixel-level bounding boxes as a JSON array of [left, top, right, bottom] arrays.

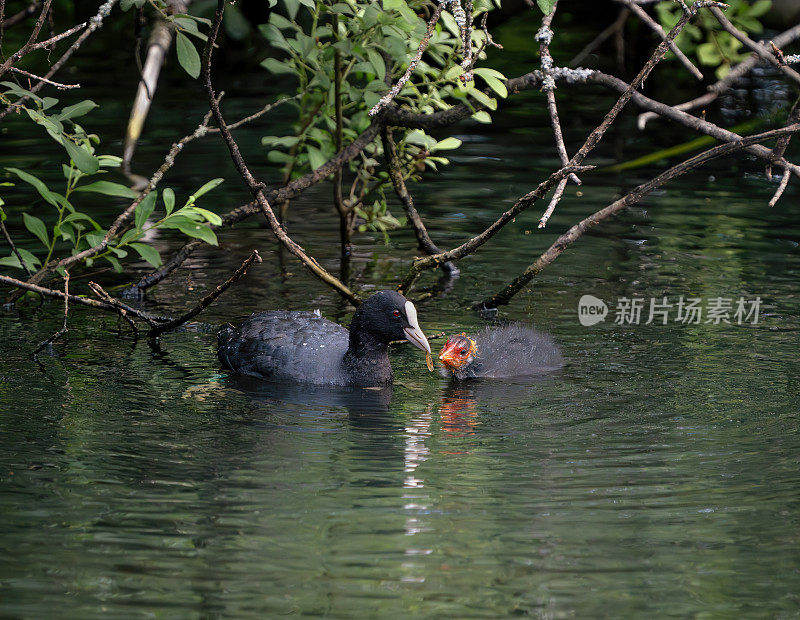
[[437, 387, 478, 437]]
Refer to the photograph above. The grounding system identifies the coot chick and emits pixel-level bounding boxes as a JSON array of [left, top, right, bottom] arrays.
[[218, 290, 431, 386], [438, 323, 563, 380]]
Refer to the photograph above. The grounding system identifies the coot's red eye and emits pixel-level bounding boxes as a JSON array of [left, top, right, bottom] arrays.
[[393, 310, 401, 317]]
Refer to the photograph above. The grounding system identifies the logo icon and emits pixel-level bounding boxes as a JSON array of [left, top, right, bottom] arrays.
[[578, 295, 608, 326]]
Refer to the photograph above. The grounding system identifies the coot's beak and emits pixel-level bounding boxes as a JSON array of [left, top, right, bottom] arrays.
[[402, 301, 431, 353]]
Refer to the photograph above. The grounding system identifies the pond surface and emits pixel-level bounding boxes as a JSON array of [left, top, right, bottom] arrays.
[[2, 19, 800, 618]]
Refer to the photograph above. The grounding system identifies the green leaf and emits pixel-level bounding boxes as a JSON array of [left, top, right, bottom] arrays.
[[537, 0, 555, 14], [86, 231, 106, 247], [177, 221, 218, 245], [18, 248, 41, 267], [63, 211, 101, 230], [111, 247, 128, 258], [261, 135, 301, 148], [61, 138, 100, 174], [175, 31, 201, 79], [260, 57, 296, 75], [23, 213, 49, 248], [163, 188, 175, 215], [469, 89, 497, 110], [186, 207, 222, 226], [366, 48, 386, 82], [129, 242, 162, 268], [186, 178, 224, 204], [57, 100, 98, 122], [135, 191, 157, 231], [98, 155, 123, 168], [0, 248, 41, 270], [0, 81, 42, 103], [6, 167, 59, 207], [74, 180, 138, 198], [747, 0, 771, 18], [0, 255, 23, 269], [432, 137, 462, 151], [104, 254, 123, 273], [471, 110, 492, 123], [697, 41, 721, 66], [173, 16, 208, 42], [307, 146, 326, 170], [473, 68, 508, 98]]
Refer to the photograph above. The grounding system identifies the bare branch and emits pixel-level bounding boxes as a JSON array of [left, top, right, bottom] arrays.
[[769, 169, 791, 208], [397, 164, 592, 292], [8, 66, 79, 89], [0, 0, 117, 122], [27, 19, 86, 51], [708, 7, 800, 87], [381, 126, 459, 287], [536, 0, 580, 229], [0, 216, 33, 277], [638, 22, 800, 128], [369, 2, 445, 116], [0, 0, 52, 78], [149, 250, 262, 336], [202, 0, 361, 306], [618, 0, 703, 79], [478, 123, 800, 309], [31, 270, 69, 355]]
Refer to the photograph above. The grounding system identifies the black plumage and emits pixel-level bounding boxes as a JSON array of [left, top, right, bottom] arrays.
[[218, 290, 431, 386]]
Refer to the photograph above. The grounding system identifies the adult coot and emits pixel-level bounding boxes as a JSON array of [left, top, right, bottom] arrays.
[[438, 324, 563, 380], [218, 290, 431, 386]]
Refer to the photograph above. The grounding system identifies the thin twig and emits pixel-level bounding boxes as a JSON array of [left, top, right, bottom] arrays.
[[149, 250, 262, 336], [31, 269, 69, 355], [8, 66, 79, 89], [87, 281, 169, 327], [26, 19, 86, 51], [478, 122, 800, 309], [369, 2, 445, 116], [208, 92, 302, 133], [536, 0, 580, 229], [768, 169, 791, 207], [202, 0, 361, 306], [87, 281, 138, 334], [0, 0, 53, 78], [0, 216, 33, 277], [709, 7, 800, 87], [569, 8, 629, 67], [618, 0, 703, 79], [637, 21, 800, 128], [381, 126, 459, 288], [767, 95, 800, 180], [0, 0, 117, 122]]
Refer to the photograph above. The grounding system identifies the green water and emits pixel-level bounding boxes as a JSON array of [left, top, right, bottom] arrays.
[[2, 25, 800, 618]]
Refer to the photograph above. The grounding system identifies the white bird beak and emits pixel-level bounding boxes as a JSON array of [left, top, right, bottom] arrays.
[[402, 300, 431, 353]]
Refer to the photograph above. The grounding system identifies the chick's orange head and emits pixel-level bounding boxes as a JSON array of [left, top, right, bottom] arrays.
[[438, 334, 478, 372]]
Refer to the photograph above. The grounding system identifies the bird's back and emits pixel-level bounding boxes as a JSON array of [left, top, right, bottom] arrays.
[[218, 311, 351, 385], [468, 324, 563, 378]]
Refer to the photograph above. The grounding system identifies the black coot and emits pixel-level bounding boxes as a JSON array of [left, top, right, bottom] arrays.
[[438, 323, 563, 380], [218, 290, 431, 386]]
